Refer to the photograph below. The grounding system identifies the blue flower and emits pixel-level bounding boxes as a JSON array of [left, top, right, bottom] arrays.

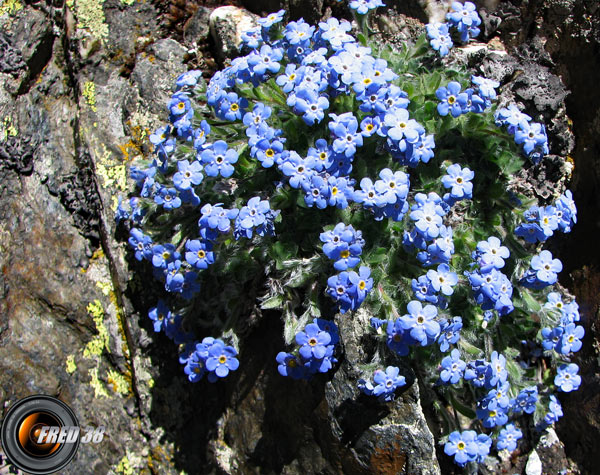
[[510, 386, 538, 415], [172, 160, 204, 191], [474, 236, 510, 271], [439, 349, 466, 384], [558, 322, 584, 354], [313, 318, 340, 345], [441, 163, 474, 199], [543, 395, 563, 425], [426, 23, 453, 57], [496, 424, 523, 452], [476, 398, 508, 428], [257, 9, 285, 28], [348, 266, 373, 305], [374, 168, 409, 205], [520, 250, 562, 288], [241, 26, 262, 49], [514, 121, 548, 155], [183, 351, 206, 382], [464, 359, 490, 388], [541, 326, 564, 352], [555, 190, 577, 231], [436, 82, 467, 117], [326, 271, 357, 314], [129, 228, 153, 261], [148, 300, 171, 332], [318, 18, 353, 50], [175, 70, 202, 89], [205, 340, 239, 381], [330, 114, 363, 158], [284, 19, 315, 45], [154, 186, 181, 210], [410, 192, 446, 240], [185, 240, 214, 270], [471, 75, 499, 102], [444, 430, 479, 467], [555, 363, 581, 392], [248, 45, 283, 76], [399, 300, 440, 346], [217, 92, 248, 121], [296, 323, 332, 360], [384, 107, 421, 143], [169, 92, 191, 117], [438, 317, 462, 352], [386, 318, 412, 356], [358, 366, 406, 402], [487, 351, 508, 387], [294, 87, 329, 125], [276, 352, 307, 379], [151, 243, 179, 269], [201, 141, 238, 178], [349, 0, 386, 15], [412, 274, 439, 304], [427, 263, 458, 296], [447, 1, 481, 42]]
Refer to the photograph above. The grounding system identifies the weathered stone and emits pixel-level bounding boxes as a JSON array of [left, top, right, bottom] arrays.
[[209, 6, 258, 62], [183, 6, 211, 45], [1, 1, 600, 474]]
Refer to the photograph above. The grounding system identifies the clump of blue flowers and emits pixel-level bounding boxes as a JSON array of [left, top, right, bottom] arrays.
[[426, 1, 481, 57], [117, 2, 582, 468]]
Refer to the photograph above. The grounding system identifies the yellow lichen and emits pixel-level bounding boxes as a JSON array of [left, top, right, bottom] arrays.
[[96, 280, 113, 296], [69, 0, 109, 40], [107, 369, 131, 395], [89, 367, 110, 398], [120, 0, 135, 5], [0, 0, 23, 16], [83, 299, 109, 358], [0, 117, 18, 143], [66, 355, 77, 374], [95, 143, 129, 191], [82, 81, 97, 112]]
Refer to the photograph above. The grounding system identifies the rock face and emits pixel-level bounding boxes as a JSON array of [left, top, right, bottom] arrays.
[[0, 0, 598, 474]]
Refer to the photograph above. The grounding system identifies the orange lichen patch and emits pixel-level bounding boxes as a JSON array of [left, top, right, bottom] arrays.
[[369, 440, 407, 474], [118, 141, 142, 162]]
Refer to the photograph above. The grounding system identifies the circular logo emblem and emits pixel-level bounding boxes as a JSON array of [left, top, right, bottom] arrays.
[[1, 395, 80, 474]]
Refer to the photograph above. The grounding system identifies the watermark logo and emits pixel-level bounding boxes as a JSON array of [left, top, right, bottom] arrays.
[[0, 395, 104, 474]]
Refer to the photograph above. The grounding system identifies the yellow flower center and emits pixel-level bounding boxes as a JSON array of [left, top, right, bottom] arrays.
[[340, 250, 349, 259], [266, 148, 274, 157], [218, 355, 227, 364], [197, 250, 206, 259], [231, 103, 239, 111], [359, 280, 366, 290]]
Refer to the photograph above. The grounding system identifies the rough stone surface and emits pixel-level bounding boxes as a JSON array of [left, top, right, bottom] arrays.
[[209, 6, 258, 62], [0, 1, 599, 474]]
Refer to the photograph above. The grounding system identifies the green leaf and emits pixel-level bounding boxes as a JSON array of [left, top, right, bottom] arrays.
[[283, 306, 311, 345], [449, 393, 477, 419], [260, 294, 284, 310]]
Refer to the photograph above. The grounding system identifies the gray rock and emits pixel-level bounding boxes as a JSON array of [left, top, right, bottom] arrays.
[[209, 6, 258, 62], [184, 6, 212, 45]]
